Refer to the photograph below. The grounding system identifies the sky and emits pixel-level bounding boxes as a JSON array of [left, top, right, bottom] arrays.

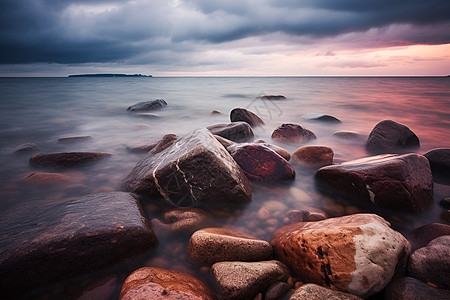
[[1, 0, 450, 76]]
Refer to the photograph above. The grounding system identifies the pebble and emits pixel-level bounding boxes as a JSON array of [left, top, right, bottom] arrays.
[[290, 187, 312, 203]]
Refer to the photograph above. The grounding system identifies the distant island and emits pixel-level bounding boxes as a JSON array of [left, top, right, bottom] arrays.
[[68, 74, 152, 77]]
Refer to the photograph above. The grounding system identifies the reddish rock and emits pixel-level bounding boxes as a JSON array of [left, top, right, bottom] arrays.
[[286, 208, 327, 224], [227, 143, 295, 181], [290, 283, 363, 300], [271, 123, 316, 144], [255, 142, 291, 161], [424, 148, 450, 182], [30, 152, 111, 168], [292, 146, 334, 168], [210, 110, 221, 115], [385, 277, 450, 300], [411, 223, 450, 249], [119, 267, 216, 300], [333, 131, 360, 139], [366, 120, 420, 153], [159, 208, 209, 234], [270, 213, 411, 298], [22, 172, 71, 185], [264, 282, 291, 300], [208, 122, 254, 142], [230, 108, 265, 126], [149, 134, 179, 154], [214, 135, 235, 148]]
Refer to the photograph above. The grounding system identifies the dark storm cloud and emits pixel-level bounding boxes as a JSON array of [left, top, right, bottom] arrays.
[[1, 0, 449, 64]]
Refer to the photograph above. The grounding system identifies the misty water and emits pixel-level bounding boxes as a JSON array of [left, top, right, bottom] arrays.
[[0, 76, 449, 299]]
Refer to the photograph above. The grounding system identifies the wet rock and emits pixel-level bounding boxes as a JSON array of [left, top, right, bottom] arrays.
[[30, 152, 111, 168], [366, 120, 420, 153], [211, 260, 290, 300], [230, 108, 265, 126], [214, 135, 235, 148], [407, 235, 450, 289], [265, 282, 291, 300], [77, 275, 118, 300], [292, 146, 334, 168], [227, 143, 295, 181], [270, 213, 411, 298], [385, 277, 450, 300], [271, 123, 316, 144], [208, 122, 254, 142], [411, 223, 450, 249], [258, 95, 287, 100], [187, 227, 273, 265], [127, 99, 167, 112], [159, 208, 209, 234], [0, 192, 158, 296], [22, 172, 71, 185], [58, 136, 92, 143], [121, 128, 252, 207], [148, 134, 179, 154], [210, 110, 221, 115], [286, 208, 327, 223], [290, 283, 363, 300], [255, 141, 291, 161], [315, 153, 433, 212], [441, 210, 450, 222], [14, 143, 39, 153], [119, 267, 216, 300], [333, 131, 360, 139], [424, 148, 450, 182], [302, 113, 341, 123]]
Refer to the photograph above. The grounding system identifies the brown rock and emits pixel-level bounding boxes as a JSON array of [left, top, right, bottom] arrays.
[[385, 277, 450, 300], [265, 282, 291, 300], [208, 122, 254, 142], [255, 142, 291, 161], [333, 131, 360, 139], [289, 283, 363, 300], [30, 152, 111, 168], [366, 120, 420, 153], [292, 146, 334, 168], [161, 208, 209, 234], [411, 223, 450, 249], [271, 123, 316, 144], [230, 108, 264, 126], [302, 113, 341, 123], [149, 134, 179, 154], [22, 172, 71, 185], [286, 208, 328, 223]]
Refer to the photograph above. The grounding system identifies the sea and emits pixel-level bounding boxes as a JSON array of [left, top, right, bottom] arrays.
[[0, 76, 449, 299]]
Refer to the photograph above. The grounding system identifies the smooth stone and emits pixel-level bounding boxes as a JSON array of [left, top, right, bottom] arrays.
[[289, 187, 313, 203], [424, 148, 450, 182], [30, 152, 111, 168], [258, 95, 287, 100], [286, 208, 327, 223], [214, 134, 235, 148], [270, 213, 411, 298], [315, 153, 433, 212], [265, 282, 291, 300], [0, 192, 158, 296], [271, 123, 316, 144], [77, 275, 118, 300], [57, 136, 92, 143], [289, 283, 363, 300], [407, 235, 450, 289], [230, 108, 265, 126], [302, 113, 341, 123], [333, 131, 360, 139], [292, 146, 334, 168], [121, 128, 252, 207], [161, 208, 209, 234], [127, 99, 167, 112], [187, 227, 273, 265], [119, 267, 216, 300], [385, 276, 450, 300], [14, 143, 40, 153], [411, 223, 450, 249], [208, 122, 254, 142], [366, 120, 420, 153], [22, 172, 71, 185], [210, 110, 221, 115], [258, 142, 291, 161], [211, 260, 290, 300]]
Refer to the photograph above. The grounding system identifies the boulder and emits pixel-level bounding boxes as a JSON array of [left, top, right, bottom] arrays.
[[292, 146, 334, 168], [227, 143, 295, 181], [213, 135, 235, 148], [211, 260, 290, 300], [366, 120, 420, 153], [230, 108, 264, 126], [148, 134, 179, 154], [127, 99, 167, 111], [208, 122, 254, 142], [0, 192, 158, 296], [407, 235, 450, 289], [119, 267, 216, 300], [121, 128, 252, 207], [258, 95, 287, 100], [271, 123, 316, 144], [315, 153, 433, 212], [290, 283, 363, 300], [411, 223, 450, 249], [270, 213, 411, 298], [21, 172, 71, 185], [424, 148, 450, 182], [187, 227, 273, 265], [14, 143, 39, 153], [385, 277, 450, 300], [30, 152, 111, 168], [302, 113, 341, 123]]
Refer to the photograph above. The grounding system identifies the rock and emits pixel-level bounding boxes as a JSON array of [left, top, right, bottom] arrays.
[[30, 152, 111, 168], [160, 208, 209, 234], [210, 110, 221, 115], [333, 131, 360, 139], [302, 113, 341, 123], [255, 142, 291, 161], [270, 213, 411, 298], [411, 223, 450, 249], [440, 197, 450, 209], [187, 227, 273, 265], [22, 172, 71, 185], [286, 208, 327, 223], [407, 235, 450, 289], [121, 128, 252, 207], [271, 123, 316, 144], [227, 143, 295, 181], [58, 136, 92, 143], [214, 135, 235, 148], [77, 275, 118, 300], [14, 143, 39, 153], [441, 210, 450, 222], [0, 192, 158, 296], [127, 99, 167, 111], [148, 134, 179, 154], [258, 95, 287, 100], [385, 277, 450, 300], [292, 146, 334, 168], [289, 283, 363, 300], [119, 267, 216, 300], [211, 260, 290, 300], [366, 120, 420, 153], [315, 153, 433, 212], [230, 108, 264, 126], [265, 282, 291, 300], [424, 148, 450, 182], [208, 122, 254, 142]]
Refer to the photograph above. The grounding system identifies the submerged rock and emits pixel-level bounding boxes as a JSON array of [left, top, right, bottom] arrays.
[[258, 95, 287, 100], [57, 136, 92, 143], [385, 277, 450, 300], [302, 113, 341, 123], [424, 148, 450, 182], [208, 122, 254, 142], [270, 213, 411, 298], [292, 145, 334, 168], [153, 208, 209, 234], [255, 141, 291, 161], [315, 153, 433, 212], [21, 171, 71, 185], [14, 143, 40, 153], [290, 283, 363, 300], [271, 123, 316, 144], [127, 99, 167, 112], [366, 120, 420, 153], [230, 108, 265, 126], [30, 152, 111, 168]]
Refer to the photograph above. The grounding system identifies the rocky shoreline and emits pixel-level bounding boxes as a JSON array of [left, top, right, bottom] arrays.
[[1, 98, 449, 299]]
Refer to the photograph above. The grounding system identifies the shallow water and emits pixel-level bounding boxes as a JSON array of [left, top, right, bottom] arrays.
[[0, 76, 449, 299]]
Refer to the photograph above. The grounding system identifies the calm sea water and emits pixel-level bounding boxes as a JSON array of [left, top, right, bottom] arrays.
[[1, 77, 449, 299]]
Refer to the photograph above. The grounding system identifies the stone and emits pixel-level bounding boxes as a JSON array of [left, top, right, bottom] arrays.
[[208, 122, 254, 142], [255, 142, 291, 161], [127, 99, 167, 111], [440, 197, 450, 209], [286, 208, 327, 223], [0, 192, 158, 296], [30, 152, 111, 168], [214, 135, 235, 148], [57, 136, 92, 143], [210, 110, 221, 115], [270, 213, 411, 298], [119, 267, 216, 300], [211, 260, 290, 300], [258, 95, 287, 100], [230, 108, 265, 126], [385, 277, 450, 300], [187, 227, 273, 265], [227, 143, 295, 181], [289, 283, 363, 300], [366, 120, 420, 153], [315, 153, 433, 212], [21, 172, 71, 185], [424, 148, 450, 182], [14, 143, 39, 153], [271, 123, 316, 144], [333, 131, 360, 139], [407, 235, 450, 289], [160, 208, 209, 234], [292, 146, 334, 168], [121, 128, 252, 207], [441, 210, 450, 222], [148, 134, 179, 154], [302, 113, 341, 123], [411, 223, 450, 249], [265, 282, 291, 300]]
